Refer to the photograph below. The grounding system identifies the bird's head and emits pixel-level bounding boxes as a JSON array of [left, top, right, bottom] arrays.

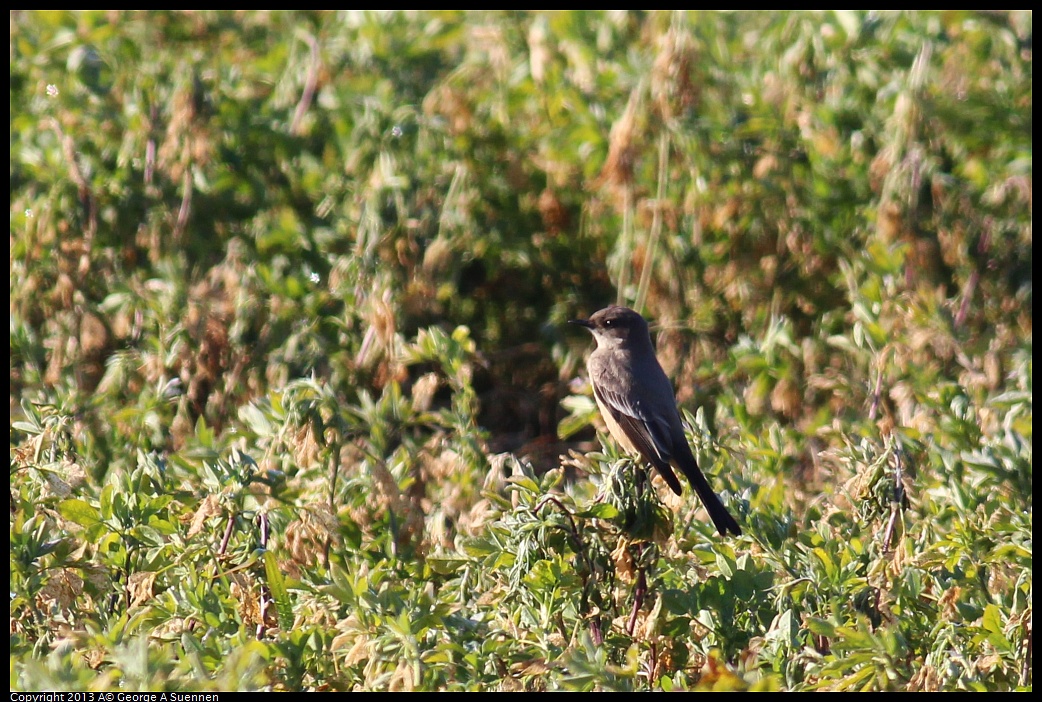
[[569, 305, 650, 348]]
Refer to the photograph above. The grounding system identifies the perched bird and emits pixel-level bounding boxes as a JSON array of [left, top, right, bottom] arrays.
[[570, 305, 742, 536]]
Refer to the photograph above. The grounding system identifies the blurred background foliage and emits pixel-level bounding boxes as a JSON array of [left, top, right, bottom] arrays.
[[10, 10, 1031, 691]]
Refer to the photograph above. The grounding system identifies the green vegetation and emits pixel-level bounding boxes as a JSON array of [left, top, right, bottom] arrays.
[[10, 10, 1031, 691]]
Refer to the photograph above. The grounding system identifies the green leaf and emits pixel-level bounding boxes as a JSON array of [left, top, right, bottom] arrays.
[[805, 617, 837, 638], [576, 503, 619, 519], [58, 498, 101, 527], [264, 550, 294, 631], [427, 556, 469, 575]]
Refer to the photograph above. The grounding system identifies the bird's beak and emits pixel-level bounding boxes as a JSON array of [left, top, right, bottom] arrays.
[[568, 318, 594, 329]]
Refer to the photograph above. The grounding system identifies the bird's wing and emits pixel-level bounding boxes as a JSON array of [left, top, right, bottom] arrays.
[[592, 382, 683, 494]]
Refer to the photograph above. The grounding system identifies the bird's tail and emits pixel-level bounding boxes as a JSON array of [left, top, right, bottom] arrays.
[[677, 458, 742, 536]]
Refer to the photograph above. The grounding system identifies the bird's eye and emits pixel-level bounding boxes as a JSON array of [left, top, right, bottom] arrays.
[[604, 319, 613, 326]]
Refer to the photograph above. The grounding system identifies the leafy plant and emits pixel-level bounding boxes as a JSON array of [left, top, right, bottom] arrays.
[[11, 10, 1030, 692]]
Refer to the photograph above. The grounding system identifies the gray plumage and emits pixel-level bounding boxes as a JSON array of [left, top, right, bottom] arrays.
[[571, 306, 742, 536]]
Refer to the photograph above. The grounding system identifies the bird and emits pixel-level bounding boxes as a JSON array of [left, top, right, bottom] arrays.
[[570, 305, 742, 536]]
